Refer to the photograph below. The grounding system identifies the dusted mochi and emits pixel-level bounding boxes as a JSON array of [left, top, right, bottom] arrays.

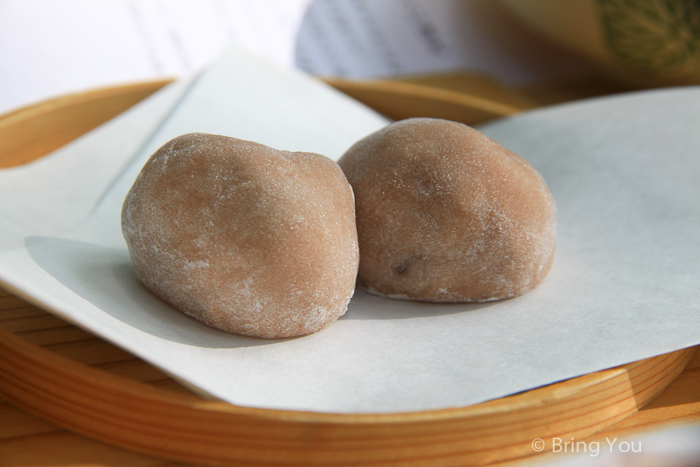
[[338, 118, 556, 302], [122, 133, 359, 338]]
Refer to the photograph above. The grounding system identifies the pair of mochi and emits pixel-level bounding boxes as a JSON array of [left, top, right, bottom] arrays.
[[121, 119, 556, 339]]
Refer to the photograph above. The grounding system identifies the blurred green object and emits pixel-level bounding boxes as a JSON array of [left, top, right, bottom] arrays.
[[498, 0, 700, 87]]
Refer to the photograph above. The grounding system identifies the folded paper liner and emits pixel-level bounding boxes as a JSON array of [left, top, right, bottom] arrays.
[[0, 47, 698, 413]]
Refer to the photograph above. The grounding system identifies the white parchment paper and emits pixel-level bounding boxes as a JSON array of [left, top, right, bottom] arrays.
[[0, 47, 698, 413]]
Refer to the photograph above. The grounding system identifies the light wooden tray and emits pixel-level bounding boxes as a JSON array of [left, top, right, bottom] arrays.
[[0, 80, 698, 467]]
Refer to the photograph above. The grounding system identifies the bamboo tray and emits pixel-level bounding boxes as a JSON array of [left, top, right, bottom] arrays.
[[0, 79, 698, 467]]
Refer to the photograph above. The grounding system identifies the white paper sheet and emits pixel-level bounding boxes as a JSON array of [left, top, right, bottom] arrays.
[[0, 0, 313, 115], [294, 0, 595, 83], [0, 47, 698, 414]]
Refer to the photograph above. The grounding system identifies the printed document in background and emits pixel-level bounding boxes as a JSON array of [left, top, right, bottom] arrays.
[[0, 0, 596, 115]]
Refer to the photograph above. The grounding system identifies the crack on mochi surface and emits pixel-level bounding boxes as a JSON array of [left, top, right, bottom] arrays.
[[122, 133, 359, 338], [338, 118, 556, 303]]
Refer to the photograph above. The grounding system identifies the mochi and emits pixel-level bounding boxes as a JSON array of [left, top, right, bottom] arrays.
[[122, 133, 359, 338]]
